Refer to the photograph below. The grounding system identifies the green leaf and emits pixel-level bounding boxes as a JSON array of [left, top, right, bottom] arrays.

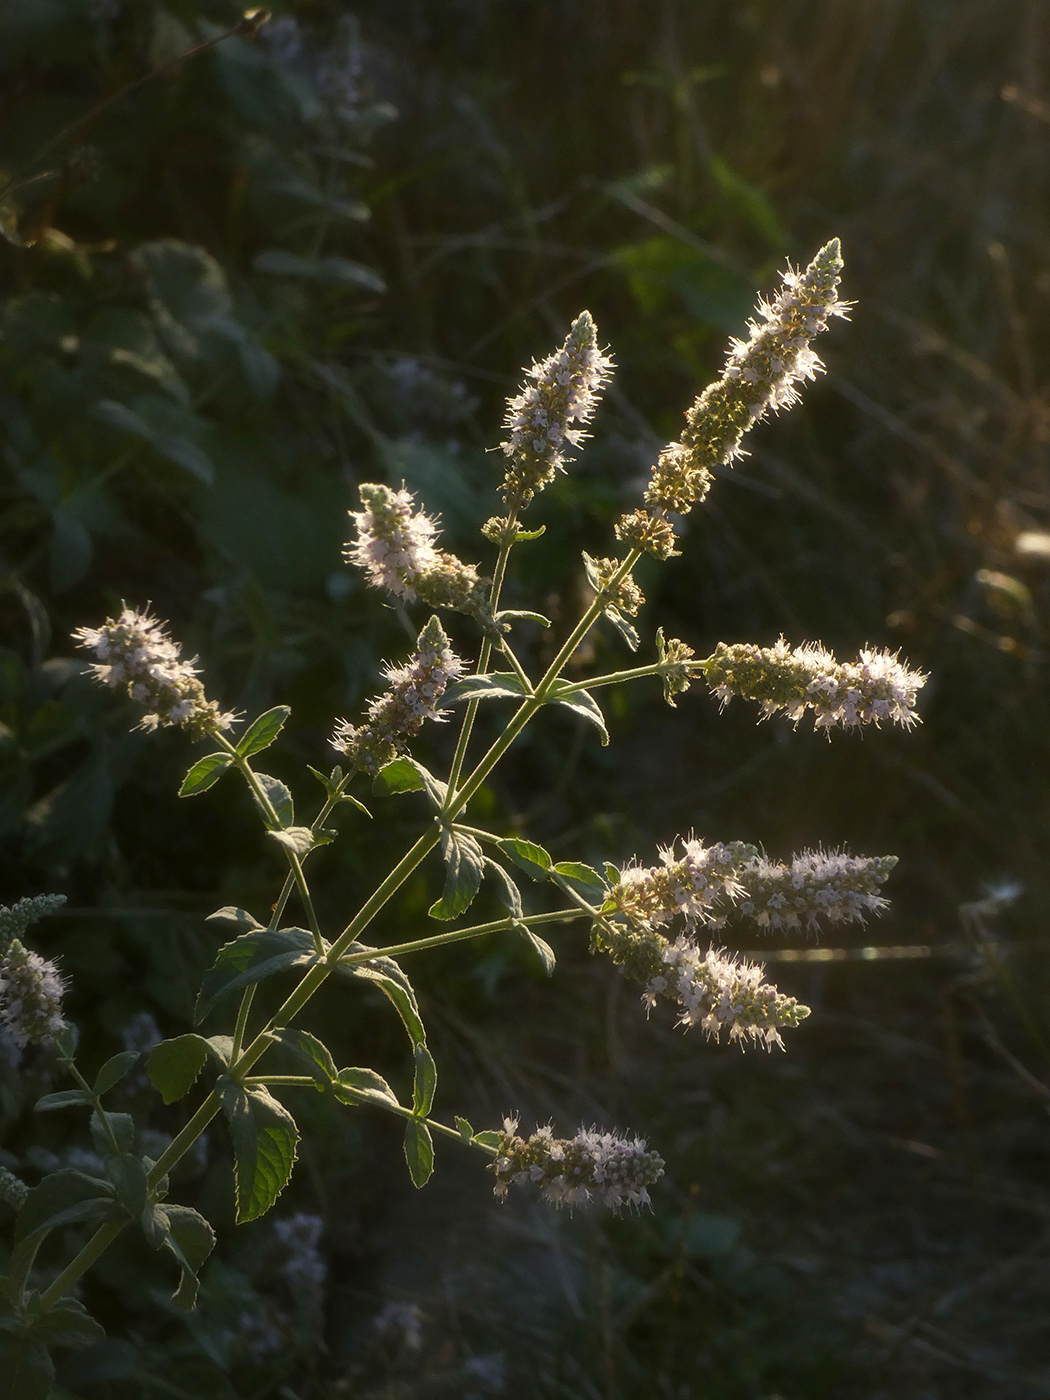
[[496, 836, 552, 880], [605, 608, 641, 652], [412, 1044, 437, 1118], [429, 827, 484, 921], [12, 1171, 115, 1288], [0, 1335, 53, 1400], [552, 861, 609, 904], [105, 1152, 149, 1221], [26, 1296, 105, 1349], [548, 682, 609, 745], [254, 773, 294, 828], [158, 1204, 216, 1310], [205, 906, 264, 934], [93, 1051, 140, 1097], [148, 1033, 230, 1104], [267, 825, 317, 856], [236, 706, 290, 758], [333, 1066, 400, 1110], [455, 1116, 474, 1140], [179, 752, 232, 797], [253, 249, 386, 292], [338, 950, 426, 1047], [33, 1089, 91, 1113], [217, 1080, 299, 1224], [471, 1129, 504, 1149], [516, 926, 556, 976], [372, 757, 424, 795], [403, 1120, 434, 1188], [483, 859, 522, 919], [195, 928, 321, 1024], [443, 673, 530, 705], [496, 605, 551, 624], [267, 1028, 337, 1088], [90, 1111, 135, 1157]]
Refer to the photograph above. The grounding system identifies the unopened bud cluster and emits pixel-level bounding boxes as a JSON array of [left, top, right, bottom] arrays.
[[346, 484, 491, 623], [0, 894, 66, 953], [491, 1118, 664, 1210], [0, 939, 67, 1050], [73, 607, 234, 738], [331, 617, 465, 773], [499, 311, 614, 512], [704, 639, 926, 731], [644, 942, 810, 1048], [656, 629, 695, 707], [617, 240, 847, 559]]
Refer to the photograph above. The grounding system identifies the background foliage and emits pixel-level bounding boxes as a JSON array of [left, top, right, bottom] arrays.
[[2, 1, 1050, 1396]]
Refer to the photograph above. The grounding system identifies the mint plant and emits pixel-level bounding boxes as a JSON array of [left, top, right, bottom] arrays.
[[0, 240, 926, 1392]]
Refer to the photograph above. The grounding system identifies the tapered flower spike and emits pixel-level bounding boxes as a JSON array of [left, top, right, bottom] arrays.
[[73, 607, 234, 738], [491, 1119, 664, 1210], [703, 638, 926, 731], [496, 310, 614, 514], [617, 239, 848, 556], [346, 483, 493, 625], [331, 616, 466, 773], [644, 942, 810, 1048], [734, 849, 898, 932]]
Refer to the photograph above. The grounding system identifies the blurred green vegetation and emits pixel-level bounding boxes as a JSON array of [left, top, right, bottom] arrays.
[[3, 1, 1050, 1396]]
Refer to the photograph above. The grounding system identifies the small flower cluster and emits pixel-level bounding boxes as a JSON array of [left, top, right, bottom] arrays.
[[617, 240, 847, 559], [644, 942, 810, 1048], [656, 629, 695, 707], [610, 837, 759, 930], [583, 553, 644, 618], [735, 849, 898, 931], [491, 1118, 664, 1211], [73, 607, 234, 738], [497, 310, 614, 513], [0, 1166, 28, 1211], [346, 484, 492, 624], [703, 638, 926, 731], [331, 616, 465, 773], [0, 939, 67, 1050]]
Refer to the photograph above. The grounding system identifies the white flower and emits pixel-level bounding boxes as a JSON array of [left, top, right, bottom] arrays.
[[646, 941, 809, 1049], [73, 606, 234, 737], [735, 848, 898, 932], [0, 939, 67, 1049], [611, 837, 758, 929], [491, 1121, 664, 1210], [346, 484, 441, 601]]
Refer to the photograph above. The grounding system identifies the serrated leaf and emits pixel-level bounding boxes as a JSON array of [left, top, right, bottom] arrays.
[[403, 1120, 434, 1188], [547, 683, 609, 745], [179, 752, 232, 797], [471, 1129, 504, 1149], [90, 1110, 135, 1157], [334, 1066, 400, 1110], [217, 1080, 299, 1224], [429, 827, 484, 921], [236, 705, 290, 758], [159, 1204, 216, 1310], [267, 825, 316, 856], [93, 1051, 140, 1097], [195, 928, 321, 1024], [267, 1028, 336, 1088], [26, 1296, 105, 1349], [34, 1089, 91, 1113], [338, 951, 426, 1047], [443, 673, 530, 705], [205, 906, 264, 934], [254, 772, 294, 828], [517, 926, 556, 976], [372, 756, 424, 795], [496, 836, 552, 880], [455, 1116, 474, 1140], [148, 1033, 229, 1104], [412, 1044, 437, 1118], [552, 861, 609, 904], [484, 859, 522, 919]]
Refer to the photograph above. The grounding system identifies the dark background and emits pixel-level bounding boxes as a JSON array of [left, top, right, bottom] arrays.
[[2, 2, 1050, 1396]]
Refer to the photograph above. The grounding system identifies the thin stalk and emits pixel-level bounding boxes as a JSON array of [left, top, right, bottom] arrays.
[[555, 662, 665, 694], [64, 1062, 124, 1154], [36, 1221, 125, 1313], [332, 1084, 497, 1150], [339, 907, 585, 964], [447, 511, 519, 792], [243, 1076, 316, 1088]]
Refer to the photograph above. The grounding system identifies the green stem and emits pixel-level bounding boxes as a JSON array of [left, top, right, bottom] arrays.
[[555, 662, 664, 694], [36, 1221, 125, 1313], [243, 1076, 316, 1088], [339, 907, 585, 964], [230, 989, 254, 1065], [332, 1084, 495, 1150], [447, 511, 519, 793], [64, 1061, 123, 1154]]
